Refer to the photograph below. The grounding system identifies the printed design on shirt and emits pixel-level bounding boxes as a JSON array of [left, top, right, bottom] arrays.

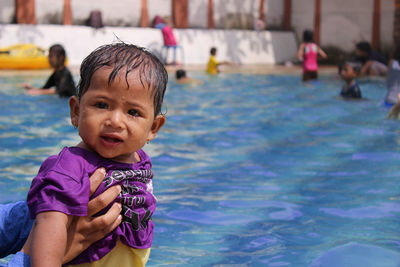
[[103, 169, 153, 186], [121, 206, 152, 231], [103, 169, 154, 231]]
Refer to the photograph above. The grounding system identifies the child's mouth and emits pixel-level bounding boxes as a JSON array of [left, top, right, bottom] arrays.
[[102, 136, 121, 143], [101, 134, 123, 145]]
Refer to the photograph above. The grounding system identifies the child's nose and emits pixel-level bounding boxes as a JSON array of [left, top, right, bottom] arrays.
[[107, 110, 124, 128]]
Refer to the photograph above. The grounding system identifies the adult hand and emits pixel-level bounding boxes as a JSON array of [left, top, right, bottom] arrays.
[[63, 168, 122, 263], [21, 83, 33, 90], [25, 88, 56, 96], [25, 89, 41, 95]]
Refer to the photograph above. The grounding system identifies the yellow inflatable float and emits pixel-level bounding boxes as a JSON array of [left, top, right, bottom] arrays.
[[0, 44, 50, 70]]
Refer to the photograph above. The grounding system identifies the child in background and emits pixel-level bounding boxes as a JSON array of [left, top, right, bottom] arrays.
[[22, 43, 167, 267], [206, 47, 231, 75], [23, 44, 76, 97], [297, 30, 327, 81], [176, 69, 203, 85], [339, 61, 362, 99]]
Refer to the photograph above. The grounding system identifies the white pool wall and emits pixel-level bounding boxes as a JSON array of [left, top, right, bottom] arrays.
[[0, 24, 298, 67]]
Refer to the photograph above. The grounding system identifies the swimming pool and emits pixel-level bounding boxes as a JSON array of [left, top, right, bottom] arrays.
[[0, 71, 399, 266]]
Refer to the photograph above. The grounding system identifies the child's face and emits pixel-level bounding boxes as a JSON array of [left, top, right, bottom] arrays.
[[340, 64, 357, 82], [69, 66, 165, 163], [48, 51, 63, 68]]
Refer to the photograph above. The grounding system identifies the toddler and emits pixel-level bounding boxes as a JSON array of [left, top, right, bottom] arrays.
[[23, 43, 167, 267]]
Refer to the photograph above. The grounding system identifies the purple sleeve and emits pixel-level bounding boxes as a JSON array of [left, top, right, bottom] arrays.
[[27, 155, 91, 218]]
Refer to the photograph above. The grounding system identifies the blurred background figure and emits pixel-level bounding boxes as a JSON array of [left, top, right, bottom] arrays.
[[206, 47, 233, 74], [339, 61, 362, 99], [153, 15, 184, 65], [354, 41, 388, 77], [297, 30, 327, 82], [22, 44, 76, 97], [176, 69, 203, 85], [384, 46, 400, 106]]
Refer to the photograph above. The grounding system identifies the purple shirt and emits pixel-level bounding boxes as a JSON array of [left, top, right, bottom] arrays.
[[27, 147, 156, 264]]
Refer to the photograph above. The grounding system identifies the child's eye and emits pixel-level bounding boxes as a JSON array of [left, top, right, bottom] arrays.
[[128, 109, 139, 117], [95, 102, 108, 109]]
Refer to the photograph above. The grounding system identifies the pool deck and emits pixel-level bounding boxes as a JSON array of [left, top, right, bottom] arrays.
[[165, 63, 338, 75], [0, 64, 339, 77]]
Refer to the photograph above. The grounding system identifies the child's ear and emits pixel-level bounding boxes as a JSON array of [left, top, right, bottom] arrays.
[[69, 96, 80, 128], [147, 115, 166, 142]]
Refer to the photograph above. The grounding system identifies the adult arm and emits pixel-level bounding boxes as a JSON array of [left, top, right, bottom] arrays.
[[24, 88, 57, 96], [22, 83, 56, 95], [24, 70, 75, 97], [0, 168, 122, 266], [23, 72, 57, 96], [359, 61, 373, 76]]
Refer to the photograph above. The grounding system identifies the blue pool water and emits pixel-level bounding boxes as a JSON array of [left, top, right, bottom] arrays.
[[0, 72, 399, 266]]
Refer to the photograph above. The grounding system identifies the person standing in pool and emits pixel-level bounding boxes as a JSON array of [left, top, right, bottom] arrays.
[[23, 44, 76, 97], [339, 61, 362, 99], [22, 43, 167, 267], [297, 30, 327, 81], [206, 47, 232, 75]]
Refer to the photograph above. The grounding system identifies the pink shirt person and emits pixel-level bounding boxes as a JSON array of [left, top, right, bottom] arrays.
[[297, 30, 327, 81]]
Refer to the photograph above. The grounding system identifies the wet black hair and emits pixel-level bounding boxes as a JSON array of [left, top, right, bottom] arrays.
[[210, 47, 217, 55], [356, 41, 372, 55], [302, 30, 314, 43], [78, 43, 168, 116], [176, 69, 186, 79], [49, 44, 66, 63]]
